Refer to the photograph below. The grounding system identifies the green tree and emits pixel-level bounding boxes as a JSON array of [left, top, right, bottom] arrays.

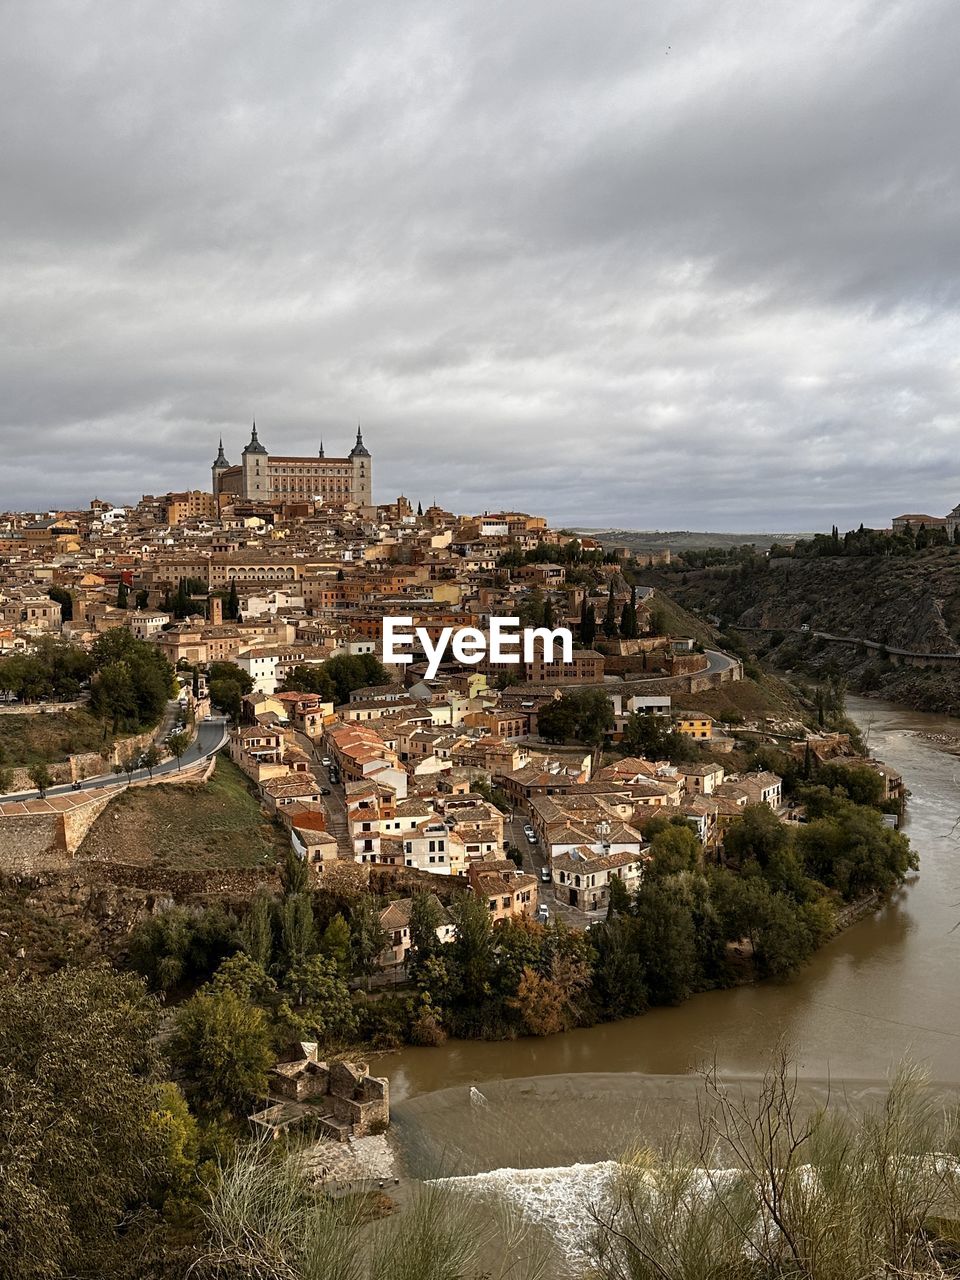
[[89, 631, 173, 731], [166, 728, 192, 770], [723, 803, 792, 870], [241, 890, 275, 969], [280, 663, 337, 701], [27, 760, 53, 796], [0, 968, 166, 1280], [646, 820, 701, 877], [407, 892, 444, 977], [602, 581, 619, 638], [277, 892, 315, 978], [580, 599, 597, 647], [621, 710, 668, 757], [284, 955, 357, 1045], [171, 987, 273, 1118], [632, 877, 700, 1004], [620, 585, 640, 639], [141, 743, 162, 778], [281, 846, 310, 896], [446, 892, 497, 1035], [225, 579, 240, 621], [538, 688, 613, 747], [318, 912, 352, 973], [207, 661, 253, 722], [349, 895, 388, 990], [146, 1081, 202, 1223], [116, 580, 129, 609], [536, 696, 579, 744], [128, 904, 240, 992], [591, 916, 648, 1017]]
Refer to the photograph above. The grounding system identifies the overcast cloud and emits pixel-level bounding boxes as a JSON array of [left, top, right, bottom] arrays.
[[1, 0, 958, 530]]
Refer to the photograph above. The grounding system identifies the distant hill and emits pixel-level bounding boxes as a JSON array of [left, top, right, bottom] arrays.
[[581, 529, 814, 553], [638, 545, 960, 714]]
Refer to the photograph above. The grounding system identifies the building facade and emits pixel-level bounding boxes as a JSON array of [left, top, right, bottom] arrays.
[[212, 424, 372, 508]]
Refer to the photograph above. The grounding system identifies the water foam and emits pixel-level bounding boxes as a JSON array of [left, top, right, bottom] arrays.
[[433, 1160, 619, 1263]]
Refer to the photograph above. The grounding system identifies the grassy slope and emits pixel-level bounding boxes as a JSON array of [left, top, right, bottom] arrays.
[[77, 755, 290, 871], [677, 670, 808, 723], [0, 708, 111, 766]]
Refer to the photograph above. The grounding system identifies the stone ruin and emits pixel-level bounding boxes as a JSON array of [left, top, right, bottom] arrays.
[[249, 1041, 389, 1142]]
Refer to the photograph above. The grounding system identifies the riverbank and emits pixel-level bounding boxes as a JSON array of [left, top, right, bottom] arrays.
[[371, 695, 960, 1098]]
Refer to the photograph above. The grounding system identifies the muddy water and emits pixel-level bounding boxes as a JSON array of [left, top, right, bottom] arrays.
[[374, 696, 960, 1110]]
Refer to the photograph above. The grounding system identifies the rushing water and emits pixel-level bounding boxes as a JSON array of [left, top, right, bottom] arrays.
[[374, 696, 960, 1106]]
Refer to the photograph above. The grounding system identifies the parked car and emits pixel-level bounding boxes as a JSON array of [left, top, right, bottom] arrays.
[[318, 786, 331, 796], [535, 904, 549, 923], [320, 756, 332, 766], [539, 866, 552, 884]]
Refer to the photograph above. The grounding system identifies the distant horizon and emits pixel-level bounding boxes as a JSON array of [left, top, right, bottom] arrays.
[[3, 1, 960, 529]]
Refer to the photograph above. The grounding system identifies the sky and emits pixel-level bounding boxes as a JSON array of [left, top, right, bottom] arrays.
[[1, 0, 958, 530]]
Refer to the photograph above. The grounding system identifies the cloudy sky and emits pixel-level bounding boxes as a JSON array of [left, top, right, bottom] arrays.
[[2, 0, 958, 530]]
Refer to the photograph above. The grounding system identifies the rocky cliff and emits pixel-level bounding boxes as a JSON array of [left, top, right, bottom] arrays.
[[640, 547, 960, 713]]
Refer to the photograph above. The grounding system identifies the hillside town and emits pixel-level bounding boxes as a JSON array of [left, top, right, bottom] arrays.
[[0, 427, 907, 965]]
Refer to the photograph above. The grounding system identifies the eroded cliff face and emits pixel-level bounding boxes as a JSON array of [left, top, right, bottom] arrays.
[[643, 547, 960, 713]]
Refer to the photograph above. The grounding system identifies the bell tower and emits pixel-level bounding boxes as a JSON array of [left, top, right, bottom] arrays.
[[348, 424, 372, 506]]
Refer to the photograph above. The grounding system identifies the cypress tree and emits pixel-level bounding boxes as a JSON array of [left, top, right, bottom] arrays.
[[581, 601, 597, 648], [603, 582, 618, 638]]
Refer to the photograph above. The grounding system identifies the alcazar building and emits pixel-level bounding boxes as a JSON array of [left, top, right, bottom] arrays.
[[212, 424, 372, 508]]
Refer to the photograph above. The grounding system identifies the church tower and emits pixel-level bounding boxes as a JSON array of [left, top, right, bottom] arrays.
[[349, 425, 372, 506], [241, 422, 268, 499], [211, 438, 231, 503]]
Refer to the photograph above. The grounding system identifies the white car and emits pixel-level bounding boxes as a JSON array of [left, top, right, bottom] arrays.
[[320, 757, 332, 766], [535, 904, 549, 923]]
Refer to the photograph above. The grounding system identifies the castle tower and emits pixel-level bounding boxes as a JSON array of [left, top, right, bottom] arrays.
[[211, 438, 231, 503], [349, 424, 372, 506], [209, 595, 223, 626], [241, 422, 268, 499]]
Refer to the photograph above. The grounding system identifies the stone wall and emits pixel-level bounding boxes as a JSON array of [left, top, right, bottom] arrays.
[[0, 790, 115, 874]]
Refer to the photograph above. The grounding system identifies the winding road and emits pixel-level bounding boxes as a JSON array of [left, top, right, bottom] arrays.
[[0, 716, 230, 803]]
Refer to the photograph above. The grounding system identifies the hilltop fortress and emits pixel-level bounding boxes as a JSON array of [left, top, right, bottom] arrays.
[[212, 424, 372, 509]]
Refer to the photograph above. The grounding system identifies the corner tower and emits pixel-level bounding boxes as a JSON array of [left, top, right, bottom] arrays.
[[348, 425, 372, 506], [241, 422, 268, 499], [211, 437, 231, 501]]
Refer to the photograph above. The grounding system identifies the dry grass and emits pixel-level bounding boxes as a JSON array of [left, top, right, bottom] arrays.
[[0, 707, 111, 766], [77, 756, 289, 871]]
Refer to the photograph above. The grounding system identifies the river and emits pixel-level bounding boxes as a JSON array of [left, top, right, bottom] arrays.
[[369, 696, 960, 1261], [374, 697, 960, 1120]]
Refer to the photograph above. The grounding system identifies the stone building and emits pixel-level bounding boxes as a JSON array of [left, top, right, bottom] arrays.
[[249, 1045, 389, 1141], [212, 424, 372, 509]]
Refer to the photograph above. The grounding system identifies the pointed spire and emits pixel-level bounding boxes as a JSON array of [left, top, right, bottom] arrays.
[[349, 421, 370, 458], [319, 440, 325, 458], [213, 436, 230, 468], [243, 419, 267, 454]]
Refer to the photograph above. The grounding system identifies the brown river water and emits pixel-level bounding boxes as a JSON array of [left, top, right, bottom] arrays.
[[371, 697, 960, 1179]]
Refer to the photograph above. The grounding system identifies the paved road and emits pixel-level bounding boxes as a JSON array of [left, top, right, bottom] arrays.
[[703, 647, 740, 677], [731, 623, 960, 663], [0, 717, 230, 803]]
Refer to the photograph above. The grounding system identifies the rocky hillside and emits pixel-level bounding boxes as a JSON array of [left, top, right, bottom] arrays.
[[638, 547, 960, 713]]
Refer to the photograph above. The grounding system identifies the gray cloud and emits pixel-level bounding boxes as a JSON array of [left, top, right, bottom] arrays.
[[1, 0, 959, 530]]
